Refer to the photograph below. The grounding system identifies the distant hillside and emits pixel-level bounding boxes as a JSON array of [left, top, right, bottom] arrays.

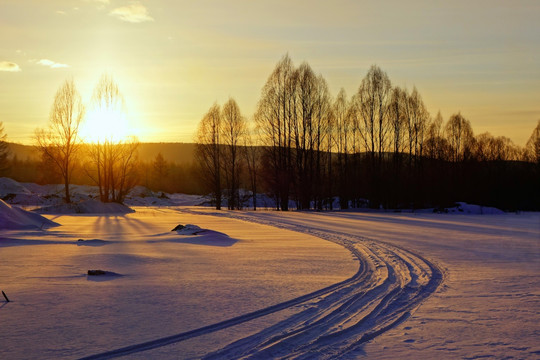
[[7, 142, 196, 164], [137, 143, 195, 163], [7, 143, 40, 161]]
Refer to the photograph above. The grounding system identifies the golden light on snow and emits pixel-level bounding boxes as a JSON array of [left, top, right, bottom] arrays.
[[80, 106, 131, 143]]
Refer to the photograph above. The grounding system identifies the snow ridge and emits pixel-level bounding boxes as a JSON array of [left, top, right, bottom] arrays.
[[78, 209, 444, 360]]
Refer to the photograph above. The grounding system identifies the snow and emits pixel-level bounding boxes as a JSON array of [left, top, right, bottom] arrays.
[[0, 207, 356, 359], [34, 199, 135, 214], [0, 178, 203, 207], [0, 177, 31, 196], [428, 201, 506, 215], [0, 199, 59, 230], [1, 186, 538, 358]]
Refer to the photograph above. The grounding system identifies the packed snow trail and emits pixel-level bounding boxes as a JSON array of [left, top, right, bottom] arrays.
[[79, 209, 443, 360]]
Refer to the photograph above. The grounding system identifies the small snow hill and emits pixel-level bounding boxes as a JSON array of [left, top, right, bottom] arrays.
[[0, 200, 59, 230], [34, 199, 135, 215], [0, 177, 31, 197]]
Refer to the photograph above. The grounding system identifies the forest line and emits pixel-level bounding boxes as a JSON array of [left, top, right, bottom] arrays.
[[194, 54, 540, 211], [1, 54, 539, 210]]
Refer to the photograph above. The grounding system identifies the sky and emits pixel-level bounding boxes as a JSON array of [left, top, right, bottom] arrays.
[[1, 0, 539, 145]]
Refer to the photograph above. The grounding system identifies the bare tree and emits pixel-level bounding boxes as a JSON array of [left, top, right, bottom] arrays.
[[405, 87, 430, 162], [0, 122, 9, 175], [388, 87, 408, 155], [425, 111, 449, 160], [313, 73, 332, 210], [293, 62, 317, 209], [85, 75, 139, 203], [445, 113, 474, 162], [524, 120, 540, 164], [255, 54, 296, 210], [356, 65, 392, 161], [195, 104, 222, 209], [333, 88, 352, 209], [243, 125, 261, 210], [221, 98, 246, 209], [35, 79, 84, 203]]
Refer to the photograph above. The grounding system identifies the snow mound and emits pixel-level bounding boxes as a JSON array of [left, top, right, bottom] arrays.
[[0, 199, 59, 230], [124, 189, 204, 206], [34, 200, 135, 215], [128, 185, 155, 198], [0, 177, 31, 197], [447, 202, 505, 215], [172, 224, 204, 235]]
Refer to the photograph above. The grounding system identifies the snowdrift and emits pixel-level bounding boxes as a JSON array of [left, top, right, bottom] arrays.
[[1, 177, 203, 207], [437, 202, 505, 215], [0, 199, 59, 230], [0, 177, 32, 197], [34, 200, 135, 215]]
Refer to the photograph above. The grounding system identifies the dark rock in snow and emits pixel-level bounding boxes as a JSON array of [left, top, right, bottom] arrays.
[[159, 192, 170, 199], [88, 270, 107, 276], [171, 224, 185, 231]]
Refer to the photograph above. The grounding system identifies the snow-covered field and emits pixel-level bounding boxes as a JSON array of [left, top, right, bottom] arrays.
[[1, 205, 539, 359]]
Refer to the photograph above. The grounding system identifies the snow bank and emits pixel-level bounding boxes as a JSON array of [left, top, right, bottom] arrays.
[[34, 199, 135, 215], [433, 202, 505, 215], [0, 177, 31, 197], [0, 199, 59, 230], [124, 188, 204, 206]]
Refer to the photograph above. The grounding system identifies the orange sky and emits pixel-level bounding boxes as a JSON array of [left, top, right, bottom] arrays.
[[1, 0, 539, 145]]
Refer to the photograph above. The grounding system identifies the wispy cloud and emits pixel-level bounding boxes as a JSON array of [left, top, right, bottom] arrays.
[[37, 59, 70, 69], [0, 61, 21, 72], [110, 3, 154, 23]]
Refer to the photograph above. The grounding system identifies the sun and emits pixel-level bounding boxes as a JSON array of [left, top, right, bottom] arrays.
[[79, 106, 130, 143]]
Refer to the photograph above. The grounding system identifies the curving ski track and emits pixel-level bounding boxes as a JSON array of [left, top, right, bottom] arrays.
[[79, 209, 444, 360]]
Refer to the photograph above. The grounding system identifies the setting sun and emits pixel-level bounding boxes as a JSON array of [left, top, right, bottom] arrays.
[[80, 106, 130, 143]]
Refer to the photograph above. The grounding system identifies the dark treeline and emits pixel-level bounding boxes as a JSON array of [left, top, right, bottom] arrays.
[[1, 55, 539, 210], [195, 54, 540, 211]]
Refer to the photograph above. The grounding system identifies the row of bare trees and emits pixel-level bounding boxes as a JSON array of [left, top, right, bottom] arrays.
[[34, 76, 139, 204], [195, 54, 540, 210], [195, 99, 252, 210]]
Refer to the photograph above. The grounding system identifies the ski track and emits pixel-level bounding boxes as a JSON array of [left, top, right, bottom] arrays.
[[79, 209, 444, 360]]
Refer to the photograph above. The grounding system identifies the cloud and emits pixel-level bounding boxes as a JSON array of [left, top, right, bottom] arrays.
[[37, 59, 70, 69], [0, 61, 21, 72], [110, 3, 154, 23]]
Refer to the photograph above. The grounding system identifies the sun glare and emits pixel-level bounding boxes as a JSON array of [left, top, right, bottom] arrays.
[[80, 107, 130, 143]]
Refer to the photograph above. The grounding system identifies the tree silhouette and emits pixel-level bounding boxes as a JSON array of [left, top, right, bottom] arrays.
[[0, 122, 9, 175], [35, 79, 84, 203]]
